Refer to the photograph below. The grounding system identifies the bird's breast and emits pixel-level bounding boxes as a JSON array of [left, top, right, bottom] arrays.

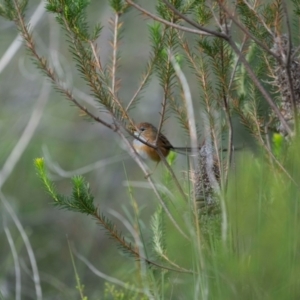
[[133, 138, 162, 162]]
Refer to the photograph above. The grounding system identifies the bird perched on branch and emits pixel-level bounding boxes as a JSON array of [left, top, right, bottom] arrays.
[[132, 122, 197, 162]]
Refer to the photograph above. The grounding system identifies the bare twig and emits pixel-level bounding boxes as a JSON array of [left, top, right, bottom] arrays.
[[228, 37, 248, 92], [161, 0, 227, 39], [155, 52, 170, 145], [155, 92, 168, 145], [110, 13, 119, 95], [126, 60, 154, 111], [90, 41, 103, 72], [126, 28, 168, 112], [125, 0, 211, 36]]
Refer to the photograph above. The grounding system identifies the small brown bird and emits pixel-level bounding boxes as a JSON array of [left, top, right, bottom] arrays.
[[132, 122, 194, 162]]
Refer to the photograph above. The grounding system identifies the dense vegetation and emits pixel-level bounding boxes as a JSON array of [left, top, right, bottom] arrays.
[[1, 0, 300, 299]]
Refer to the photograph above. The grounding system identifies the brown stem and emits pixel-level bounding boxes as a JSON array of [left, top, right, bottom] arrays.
[[125, 0, 211, 36], [161, 0, 227, 39]]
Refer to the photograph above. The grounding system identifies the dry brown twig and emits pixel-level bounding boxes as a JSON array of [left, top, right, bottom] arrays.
[[125, 0, 211, 36]]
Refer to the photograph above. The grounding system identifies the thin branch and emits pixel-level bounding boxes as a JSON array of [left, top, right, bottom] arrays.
[[125, 0, 211, 36], [161, 0, 228, 39], [126, 26, 167, 112], [111, 13, 119, 95], [126, 60, 154, 111], [208, 1, 227, 31], [89, 41, 103, 72], [227, 36, 248, 92], [155, 54, 170, 145], [156, 248, 194, 273], [155, 91, 168, 145]]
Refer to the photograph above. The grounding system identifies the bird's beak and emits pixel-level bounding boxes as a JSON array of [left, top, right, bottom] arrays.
[[134, 130, 139, 137]]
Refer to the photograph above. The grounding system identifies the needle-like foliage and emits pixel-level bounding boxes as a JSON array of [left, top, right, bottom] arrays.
[[2, 0, 300, 298]]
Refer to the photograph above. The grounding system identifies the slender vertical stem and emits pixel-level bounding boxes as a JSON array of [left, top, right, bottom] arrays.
[[111, 13, 119, 95]]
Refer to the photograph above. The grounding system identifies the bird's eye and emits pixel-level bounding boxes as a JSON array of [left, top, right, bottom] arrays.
[[140, 127, 145, 132]]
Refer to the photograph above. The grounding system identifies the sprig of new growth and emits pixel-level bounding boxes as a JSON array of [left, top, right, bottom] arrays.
[[34, 158, 193, 274]]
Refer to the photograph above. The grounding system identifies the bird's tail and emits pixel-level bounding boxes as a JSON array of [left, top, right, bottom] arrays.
[[171, 146, 240, 155]]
